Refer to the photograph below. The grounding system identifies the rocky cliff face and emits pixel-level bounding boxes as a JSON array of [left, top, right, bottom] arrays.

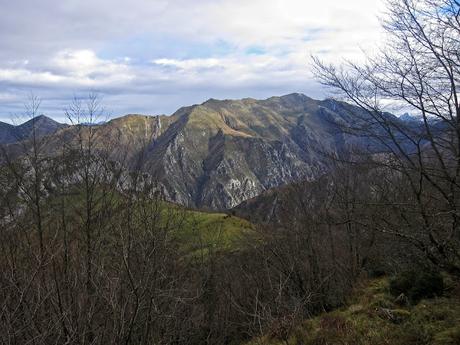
[[136, 93, 362, 209]]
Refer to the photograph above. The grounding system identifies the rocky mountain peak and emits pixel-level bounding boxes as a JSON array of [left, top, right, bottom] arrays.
[[0, 115, 67, 144]]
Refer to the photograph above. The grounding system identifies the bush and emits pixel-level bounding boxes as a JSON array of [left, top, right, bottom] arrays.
[[389, 269, 444, 303]]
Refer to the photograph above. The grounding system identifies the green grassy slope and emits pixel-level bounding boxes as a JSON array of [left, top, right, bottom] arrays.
[[247, 276, 460, 345], [177, 210, 254, 255]]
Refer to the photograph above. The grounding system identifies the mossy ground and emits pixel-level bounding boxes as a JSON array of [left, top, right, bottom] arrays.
[[248, 275, 460, 345]]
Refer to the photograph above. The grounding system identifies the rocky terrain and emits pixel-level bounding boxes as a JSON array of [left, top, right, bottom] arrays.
[[137, 93, 368, 209]]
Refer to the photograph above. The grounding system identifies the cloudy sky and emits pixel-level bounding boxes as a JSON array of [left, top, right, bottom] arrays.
[[0, 0, 385, 122]]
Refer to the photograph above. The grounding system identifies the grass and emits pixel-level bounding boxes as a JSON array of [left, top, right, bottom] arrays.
[[247, 275, 460, 345], [174, 209, 255, 256]]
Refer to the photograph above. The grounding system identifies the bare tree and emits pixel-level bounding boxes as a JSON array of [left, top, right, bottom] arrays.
[[313, 0, 460, 274]]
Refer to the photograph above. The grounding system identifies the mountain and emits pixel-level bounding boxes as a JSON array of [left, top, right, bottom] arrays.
[[399, 112, 421, 123], [0, 122, 17, 144], [137, 93, 366, 209], [0, 94, 392, 210], [0, 115, 67, 144]]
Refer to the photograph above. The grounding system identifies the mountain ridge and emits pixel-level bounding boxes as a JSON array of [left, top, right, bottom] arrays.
[[0, 93, 397, 209], [0, 115, 67, 144]]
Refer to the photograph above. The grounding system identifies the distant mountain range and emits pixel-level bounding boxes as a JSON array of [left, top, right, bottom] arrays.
[[0, 115, 67, 144], [0, 93, 405, 209]]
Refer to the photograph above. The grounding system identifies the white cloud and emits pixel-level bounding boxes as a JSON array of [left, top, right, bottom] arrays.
[[153, 58, 224, 70], [0, 49, 136, 90], [53, 50, 102, 76], [0, 92, 20, 102], [151, 53, 311, 87], [52, 49, 134, 82], [153, 0, 386, 61], [0, 68, 64, 84]]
